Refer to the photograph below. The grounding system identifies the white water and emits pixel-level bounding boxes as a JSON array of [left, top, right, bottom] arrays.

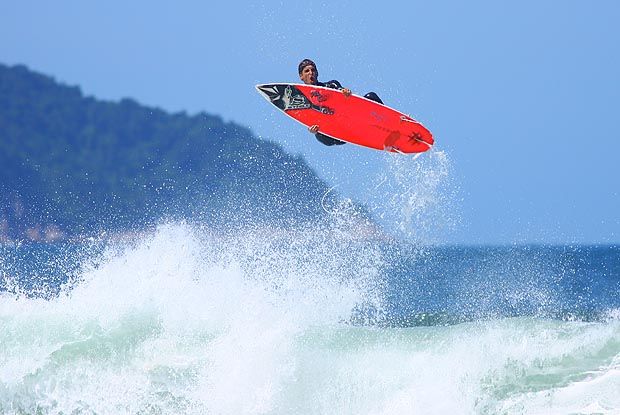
[[1, 222, 619, 414], [371, 150, 457, 242]]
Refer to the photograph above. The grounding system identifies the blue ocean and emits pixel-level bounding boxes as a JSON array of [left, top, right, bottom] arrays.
[[1, 155, 619, 414]]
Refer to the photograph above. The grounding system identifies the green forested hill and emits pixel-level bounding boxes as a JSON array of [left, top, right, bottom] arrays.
[[0, 64, 340, 241]]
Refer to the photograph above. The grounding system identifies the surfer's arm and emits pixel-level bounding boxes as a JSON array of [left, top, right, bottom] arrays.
[[308, 125, 319, 133], [322, 80, 352, 97]]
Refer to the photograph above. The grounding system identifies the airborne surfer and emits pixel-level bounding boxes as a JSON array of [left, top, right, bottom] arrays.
[[255, 63, 433, 153], [297, 59, 383, 146]]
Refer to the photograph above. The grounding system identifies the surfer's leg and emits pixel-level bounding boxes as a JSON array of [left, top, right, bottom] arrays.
[[315, 133, 346, 146], [364, 92, 383, 104]]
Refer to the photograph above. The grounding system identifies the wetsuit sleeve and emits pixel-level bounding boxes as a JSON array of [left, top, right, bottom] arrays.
[[321, 80, 343, 90]]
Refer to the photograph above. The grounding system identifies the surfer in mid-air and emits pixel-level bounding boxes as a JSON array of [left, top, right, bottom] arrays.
[[256, 62, 433, 153], [298, 58, 383, 146]]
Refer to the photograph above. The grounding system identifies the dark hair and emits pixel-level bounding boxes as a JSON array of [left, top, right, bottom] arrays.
[[298, 59, 317, 75]]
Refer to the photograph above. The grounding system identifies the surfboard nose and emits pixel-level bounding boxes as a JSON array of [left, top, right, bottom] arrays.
[[256, 84, 281, 101]]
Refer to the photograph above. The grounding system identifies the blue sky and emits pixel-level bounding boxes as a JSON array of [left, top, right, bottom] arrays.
[[2, 1, 618, 244]]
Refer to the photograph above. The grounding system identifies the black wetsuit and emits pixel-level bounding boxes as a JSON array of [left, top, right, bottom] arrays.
[[314, 80, 384, 146]]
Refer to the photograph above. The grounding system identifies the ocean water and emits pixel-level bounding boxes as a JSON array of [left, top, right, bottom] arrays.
[[1, 153, 619, 414], [1, 223, 618, 415]]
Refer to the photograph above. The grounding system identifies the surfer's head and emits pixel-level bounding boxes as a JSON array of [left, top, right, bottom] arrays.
[[298, 59, 318, 85]]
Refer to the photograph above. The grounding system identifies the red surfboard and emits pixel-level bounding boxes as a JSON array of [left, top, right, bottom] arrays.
[[256, 83, 433, 154]]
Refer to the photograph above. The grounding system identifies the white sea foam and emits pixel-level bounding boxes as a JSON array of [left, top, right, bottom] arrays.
[[0, 221, 384, 414], [1, 222, 619, 414]]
